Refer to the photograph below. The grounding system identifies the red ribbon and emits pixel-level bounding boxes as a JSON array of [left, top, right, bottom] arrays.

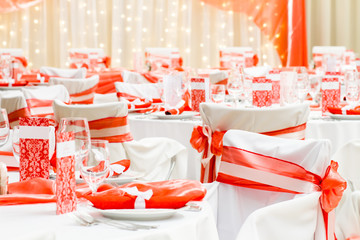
[[320, 160, 347, 213], [190, 125, 226, 157]]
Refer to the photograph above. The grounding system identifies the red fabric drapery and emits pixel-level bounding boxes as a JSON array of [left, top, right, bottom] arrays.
[[0, 0, 43, 13], [202, 0, 308, 67]]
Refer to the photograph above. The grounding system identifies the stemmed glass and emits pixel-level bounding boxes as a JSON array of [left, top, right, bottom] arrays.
[[344, 70, 360, 107], [80, 139, 110, 194], [0, 55, 12, 83], [0, 109, 9, 147], [57, 117, 91, 170], [227, 70, 243, 107], [309, 74, 322, 105], [211, 84, 226, 104], [12, 125, 20, 162], [296, 67, 310, 103]]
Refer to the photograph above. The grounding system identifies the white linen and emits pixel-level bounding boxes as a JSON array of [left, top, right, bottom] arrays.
[[115, 82, 161, 100], [217, 130, 331, 240], [93, 93, 118, 104], [236, 192, 324, 240], [122, 70, 150, 84], [335, 188, 360, 240], [49, 75, 99, 103], [53, 100, 187, 181], [200, 102, 309, 133], [0, 90, 27, 127], [332, 139, 360, 190], [0, 201, 218, 240], [40, 66, 87, 79]]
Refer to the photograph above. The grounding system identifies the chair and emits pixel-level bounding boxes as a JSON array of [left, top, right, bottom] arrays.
[[52, 100, 187, 181], [114, 82, 161, 103], [39, 66, 87, 82], [22, 85, 70, 117], [216, 129, 345, 240], [219, 47, 258, 68], [68, 48, 110, 70], [192, 102, 310, 183], [0, 48, 27, 70], [0, 90, 30, 128], [144, 47, 182, 71], [49, 75, 99, 104]]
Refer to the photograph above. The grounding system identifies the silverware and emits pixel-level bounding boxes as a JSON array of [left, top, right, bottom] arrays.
[[72, 211, 157, 230]]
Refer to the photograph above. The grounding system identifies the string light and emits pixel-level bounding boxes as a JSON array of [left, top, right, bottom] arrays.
[[35, 49, 40, 54], [200, 43, 204, 47], [34, 19, 39, 24], [2, 41, 7, 46], [202, 56, 208, 62]]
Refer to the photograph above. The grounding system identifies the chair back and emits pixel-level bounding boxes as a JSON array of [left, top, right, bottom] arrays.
[[49, 75, 99, 104], [0, 90, 30, 128], [40, 66, 87, 82]]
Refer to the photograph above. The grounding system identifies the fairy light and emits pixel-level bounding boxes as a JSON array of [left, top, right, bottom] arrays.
[[255, 5, 260, 10], [248, 16, 253, 21], [22, 16, 27, 21], [65, 62, 70, 67], [121, 14, 125, 19], [202, 56, 208, 62], [228, 32, 233, 37], [143, 28, 147, 33], [87, 10, 91, 15], [185, 48, 190, 53], [99, 43, 104, 48], [2, 41, 7, 46], [263, 23, 267, 28], [228, 11, 233, 15], [100, 10, 105, 15], [118, 49, 122, 53], [67, 42, 71, 47], [167, 43, 172, 47], [165, 28, 169, 33], [126, 4, 131, 9], [185, 28, 191, 33], [249, 37, 254, 42], [200, 2, 205, 6], [248, 26, 253, 31], [200, 43, 204, 47], [9, 31, 14, 36], [63, 28, 68, 33], [142, 6, 147, 11], [182, 4, 187, 10], [127, 17, 132, 22], [113, 26, 119, 31], [275, 33, 280, 38], [35, 49, 40, 54], [35, 6, 39, 11], [34, 19, 39, 24], [263, 54, 267, 59], [126, 26, 131, 32]]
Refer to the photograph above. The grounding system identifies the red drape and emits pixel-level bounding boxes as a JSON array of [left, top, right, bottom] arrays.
[[202, 0, 308, 67], [0, 0, 43, 13]]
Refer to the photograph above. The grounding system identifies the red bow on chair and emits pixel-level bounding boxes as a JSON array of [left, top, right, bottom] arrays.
[[320, 161, 347, 213], [190, 125, 226, 158]]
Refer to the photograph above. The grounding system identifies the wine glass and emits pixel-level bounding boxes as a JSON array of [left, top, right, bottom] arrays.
[[211, 84, 226, 104], [0, 109, 9, 147], [296, 67, 310, 103], [344, 70, 360, 107], [12, 125, 20, 162], [80, 139, 110, 194], [227, 70, 243, 107], [0, 55, 12, 83], [309, 74, 321, 105], [58, 117, 91, 170]]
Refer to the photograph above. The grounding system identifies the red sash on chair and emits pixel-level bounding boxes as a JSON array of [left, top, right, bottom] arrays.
[[88, 116, 133, 143], [217, 144, 346, 240], [190, 123, 308, 183]]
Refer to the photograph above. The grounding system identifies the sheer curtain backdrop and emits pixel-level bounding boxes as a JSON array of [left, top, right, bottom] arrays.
[[0, 0, 280, 69], [0, 0, 358, 69]]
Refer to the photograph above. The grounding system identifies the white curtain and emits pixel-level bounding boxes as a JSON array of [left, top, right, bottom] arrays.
[[0, 0, 281, 70], [306, 0, 360, 60]]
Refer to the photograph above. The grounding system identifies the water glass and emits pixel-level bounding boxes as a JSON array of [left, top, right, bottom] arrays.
[[345, 71, 360, 107], [211, 85, 226, 104], [58, 117, 91, 170], [0, 109, 9, 147], [0, 55, 12, 83], [280, 71, 298, 105], [296, 68, 310, 103], [227, 70, 243, 106], [80, 139, 110, 194]]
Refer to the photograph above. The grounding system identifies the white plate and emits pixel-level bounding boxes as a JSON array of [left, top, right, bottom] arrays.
[[97, 208, 177, 221], [151, 111, 198, 120], [328, 113, 360, 120], [50, 171, 141, 185], [128, 107, 152, 113]]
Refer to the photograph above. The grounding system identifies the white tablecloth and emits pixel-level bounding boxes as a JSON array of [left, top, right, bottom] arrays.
[[0, 201, 218, 240]]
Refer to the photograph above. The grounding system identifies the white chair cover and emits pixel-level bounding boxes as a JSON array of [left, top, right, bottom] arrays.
[[114, 82, 161, 102], [217, 129, 333, 240], [93, 93, 118, 104], [121, 70, 149, 84], [69, 48, 105, 57], [0, 90, 29, 128], [22, 85, 70, 117], [236, 192, 324, 240], [49, 75, 99, 104], [333, 139, 360, 191], [144, 47, 182, 70], [40, 66, 87, 79], [53, 100, 187, 181], [219, 47, 256, 68]]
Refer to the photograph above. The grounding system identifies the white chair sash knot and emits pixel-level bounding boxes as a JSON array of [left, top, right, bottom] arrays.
[[121, 187, 153, 209]]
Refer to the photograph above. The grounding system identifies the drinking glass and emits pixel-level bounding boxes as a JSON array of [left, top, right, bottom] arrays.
[[309, 74, 322, 105], [80, 139, 110, 194], [12, 125, 20, 162], [280, 71, 298, 105], [296, 67, 310, 103], [58, 117, 91, 170], [211, 84, 226, 104], [0, 109, 9, 147], [0, 55, 12, 83], [344, 71, 360, 107], [227, 70, 243, 107]]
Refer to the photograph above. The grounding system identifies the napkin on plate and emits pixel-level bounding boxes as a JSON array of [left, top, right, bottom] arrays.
[[0, 178, 56, 206], [82, 179, 206, 210], [126, 98, 152, 110], [327, 106, 360, 115]]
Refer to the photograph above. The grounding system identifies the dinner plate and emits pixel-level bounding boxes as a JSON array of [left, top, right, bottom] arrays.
[[97, 208, 178, 221], [151, 111, 198, 120], [328, 113, 360, 120], [128, 107, 153, 113], [50, 171, 141, 185]]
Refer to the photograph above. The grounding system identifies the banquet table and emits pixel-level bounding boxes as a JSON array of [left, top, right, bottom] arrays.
[[128, 110, 360, 182], [0, 201, 218, 240]]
